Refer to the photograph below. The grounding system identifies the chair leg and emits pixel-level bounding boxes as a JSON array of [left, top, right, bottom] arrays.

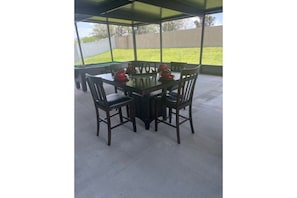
[[106, 111, 112, 146], [176, 110, 180, 144], [189, 105, 195, 134], [95, 108, 100, 136], [169, 108, 172, 123], [125, 91, 130, 118], [161, 97, 166, 120], [75, 81, 80, 89], [154, 100, 158, 132], [130, 103, 137, 132], [119, 107, 123, 123], [162, 105, 167, 120], [126, 106, 130, 118]]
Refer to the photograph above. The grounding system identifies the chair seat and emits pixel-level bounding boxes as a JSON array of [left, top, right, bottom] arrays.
[[105, 93, 134, 107], [165, 95, 177, 106], [166, 93, 185, 104], [155, 94, 188, 109]]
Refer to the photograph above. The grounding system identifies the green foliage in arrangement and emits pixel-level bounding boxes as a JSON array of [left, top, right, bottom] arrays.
[[75, 47, 222, 66]]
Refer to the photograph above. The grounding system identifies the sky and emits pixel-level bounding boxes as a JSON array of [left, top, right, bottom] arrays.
[[75, 13, 223, 38]]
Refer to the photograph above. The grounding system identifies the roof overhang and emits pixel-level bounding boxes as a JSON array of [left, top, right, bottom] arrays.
[[75, 0, 223, 26]]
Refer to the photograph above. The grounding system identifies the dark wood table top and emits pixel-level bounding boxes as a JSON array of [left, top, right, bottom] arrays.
[[95, 72, 180, 95]]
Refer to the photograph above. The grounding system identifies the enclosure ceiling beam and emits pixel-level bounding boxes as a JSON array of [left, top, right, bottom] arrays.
[[75, 0, 132, 16], [205, 6, 223, 14], [136, 0, 204, 16], [101, 11, 161, 24]]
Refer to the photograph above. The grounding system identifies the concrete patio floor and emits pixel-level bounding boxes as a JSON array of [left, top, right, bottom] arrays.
[[75, 74, 222, 198]]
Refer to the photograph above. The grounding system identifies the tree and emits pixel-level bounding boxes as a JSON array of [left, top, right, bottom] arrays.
[[91, 24, 130, 40], [114, 25, 128, 36], [91, 24, 109, 40], [162, 20, 184, 32], [135, 20, 186, 34], [135, 24, 158, 34], [194, 15, 216, 28]]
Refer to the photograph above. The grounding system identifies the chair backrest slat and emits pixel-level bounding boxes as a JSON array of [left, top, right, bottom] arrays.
[[86, 74, 108, 107], [129, 61, 157, 74], [176, 66, 200, 105], [170, 62, 187, 72]]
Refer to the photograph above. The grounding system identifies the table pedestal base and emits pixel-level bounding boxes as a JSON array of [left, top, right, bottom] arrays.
[[132, 93, 164, 130]]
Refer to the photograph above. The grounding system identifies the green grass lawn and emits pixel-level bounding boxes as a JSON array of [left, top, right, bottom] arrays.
[[75, 47, 222, 66]]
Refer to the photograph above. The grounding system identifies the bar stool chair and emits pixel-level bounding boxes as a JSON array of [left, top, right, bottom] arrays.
[[168, 62, 187, 95], [86, 74, 137, 146], [170, 62, 187, 72], [154, 66, 200, 144]]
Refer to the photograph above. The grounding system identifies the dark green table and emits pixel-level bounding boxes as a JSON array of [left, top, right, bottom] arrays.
[[95, 72, 180, 129]]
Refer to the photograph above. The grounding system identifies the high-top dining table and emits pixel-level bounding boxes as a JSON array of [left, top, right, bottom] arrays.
[[94, 72, 180, 130]]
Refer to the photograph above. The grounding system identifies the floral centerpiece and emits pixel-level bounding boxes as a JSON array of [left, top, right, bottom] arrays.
[[114, 70, 129, 82], [158, 64, 169, 75]]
